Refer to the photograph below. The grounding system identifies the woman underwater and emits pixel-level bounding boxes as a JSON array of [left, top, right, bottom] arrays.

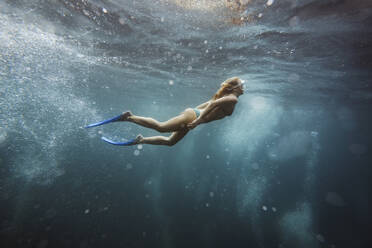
[[86, 77, 245, 146]]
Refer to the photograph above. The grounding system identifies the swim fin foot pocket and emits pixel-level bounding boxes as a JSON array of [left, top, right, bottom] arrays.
[[101, 137, 137, 146], [85, 114, 122, 128], [86, 113, 138, 146]]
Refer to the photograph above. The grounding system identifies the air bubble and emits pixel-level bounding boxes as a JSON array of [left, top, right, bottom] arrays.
[[119, 18, 125, 25], [311, 131, 318, 137], [82, 9, 90, 16], [266, 0, 274, 6]]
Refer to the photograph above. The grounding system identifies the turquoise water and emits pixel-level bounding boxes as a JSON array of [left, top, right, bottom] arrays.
[[0, 1, 371, 247]]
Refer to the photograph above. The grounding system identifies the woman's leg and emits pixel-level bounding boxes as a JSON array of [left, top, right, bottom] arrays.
[[137, 129, 189, 146], [122, 110, 195, 133]]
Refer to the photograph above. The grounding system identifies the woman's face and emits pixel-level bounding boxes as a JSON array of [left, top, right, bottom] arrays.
[[235, 83, 244, 95], [230, 80, 245, 95]]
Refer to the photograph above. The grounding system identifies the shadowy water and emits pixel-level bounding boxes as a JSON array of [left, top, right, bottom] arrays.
[[0, 0, 371, 247]]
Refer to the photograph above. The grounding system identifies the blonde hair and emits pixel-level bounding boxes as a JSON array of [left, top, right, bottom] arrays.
[[212, 77, 242, 100]]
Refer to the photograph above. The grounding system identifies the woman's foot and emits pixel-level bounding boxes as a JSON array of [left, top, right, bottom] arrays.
[[119, 111, 133, 121]]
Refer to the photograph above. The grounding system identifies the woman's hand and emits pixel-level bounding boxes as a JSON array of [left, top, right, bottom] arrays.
[[187, 120, 198, 130]]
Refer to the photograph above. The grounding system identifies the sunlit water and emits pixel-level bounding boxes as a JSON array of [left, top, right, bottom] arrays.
[[0, 1, 371, 247]]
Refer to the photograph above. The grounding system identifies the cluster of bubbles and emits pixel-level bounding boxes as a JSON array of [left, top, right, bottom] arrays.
[[0, 9, 99, 184], [261, 205, 277, 212]]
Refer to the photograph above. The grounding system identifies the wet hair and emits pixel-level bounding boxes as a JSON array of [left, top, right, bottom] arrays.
[[212, 77, 242, 100]]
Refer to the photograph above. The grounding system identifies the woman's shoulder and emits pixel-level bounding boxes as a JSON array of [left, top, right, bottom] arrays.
[[213, 94, 238, 106], [220, 94, 238, 102]]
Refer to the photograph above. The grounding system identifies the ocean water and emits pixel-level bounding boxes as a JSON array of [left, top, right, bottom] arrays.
[[0, 0, 371, 247]]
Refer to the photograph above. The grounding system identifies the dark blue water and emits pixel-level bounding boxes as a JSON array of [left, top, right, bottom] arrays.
[[1, 0, 371, 247]]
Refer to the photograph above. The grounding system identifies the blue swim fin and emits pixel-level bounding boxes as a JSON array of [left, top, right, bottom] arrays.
[[85, 115, 122, 128], [101, 136, 137, 146]]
